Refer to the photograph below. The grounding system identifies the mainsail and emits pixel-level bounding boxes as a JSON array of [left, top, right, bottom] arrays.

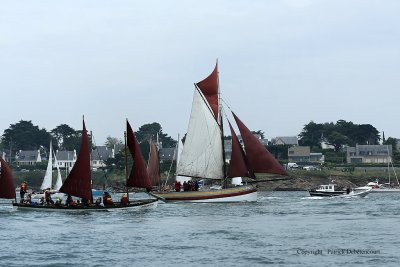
[[126, 120, 152, 189], [0, 157, 16, 199], [147, 141, 160, 187], [177, 88, 224, 179], [59, 119, 92, 200], [196, 62, 219, 120], [232, 112, 288, 176]]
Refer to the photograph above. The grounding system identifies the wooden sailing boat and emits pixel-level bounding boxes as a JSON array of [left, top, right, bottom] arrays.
[[13, 118, 157, 211], [153, 62, 288, 202], [0, 157, 16, 201]]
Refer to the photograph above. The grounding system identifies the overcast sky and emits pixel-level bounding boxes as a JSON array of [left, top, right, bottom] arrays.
[[1, 0, 399, 145]]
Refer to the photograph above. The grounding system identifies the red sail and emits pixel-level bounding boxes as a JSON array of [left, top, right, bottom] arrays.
[[227, 121, 252, 178], [59, 119, 92, 200], [232, 112, 288, 176], [147, 141, 160, 187], [196, 62, 219, 120], [126, 121, 152, 189], [0, 157, 16, 199]]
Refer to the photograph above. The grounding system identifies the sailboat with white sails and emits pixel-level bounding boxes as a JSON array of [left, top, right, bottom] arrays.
[[31, 141, 64, 200], [153, 62, 288, 202]]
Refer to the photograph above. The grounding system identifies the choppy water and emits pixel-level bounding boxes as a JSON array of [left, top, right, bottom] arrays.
[[1, 191, 400, 267]]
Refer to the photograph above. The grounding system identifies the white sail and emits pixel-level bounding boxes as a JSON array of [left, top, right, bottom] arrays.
[[176, 138, 191, 183], [177, 88, 224, 179], [53, 152, 63, 191], [40, 143, 53, 190]]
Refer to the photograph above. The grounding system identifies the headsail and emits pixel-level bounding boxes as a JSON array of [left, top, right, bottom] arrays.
[[196, 62, 219, 120], [147, 140, 160, 187], [126, 120, 152, 189], [175, 138, 191, 183], [177, 88, 224, 179], [40, 142, 53, 190], [0, 157, 16, 199], [59, 119, 92, 200], [232, 112, 288, 176], [53, 152, 63, 191], [227, 121, 251, 178]]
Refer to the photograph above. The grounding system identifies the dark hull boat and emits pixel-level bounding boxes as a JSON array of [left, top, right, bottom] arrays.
[[13, 199, 157, 212], [12, 118, 158, 211], [309, 184, 371, 198]]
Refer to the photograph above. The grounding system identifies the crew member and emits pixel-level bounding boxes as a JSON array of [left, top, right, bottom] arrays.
[[20, 181, 28, 203], [120, 194, 129, 206], [103, 192, 113, 206], [45, 190, 54, 205]]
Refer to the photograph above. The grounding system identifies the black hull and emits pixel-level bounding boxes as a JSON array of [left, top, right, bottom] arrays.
[[13, 199, 157, 211]]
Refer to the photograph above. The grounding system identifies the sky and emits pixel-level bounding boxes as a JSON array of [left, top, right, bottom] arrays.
[[1, 0, 399, 145]]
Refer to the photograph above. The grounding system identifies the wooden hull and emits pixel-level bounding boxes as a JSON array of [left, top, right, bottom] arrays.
[[13, 199, 158, 212], [152, 186, 257, 203]]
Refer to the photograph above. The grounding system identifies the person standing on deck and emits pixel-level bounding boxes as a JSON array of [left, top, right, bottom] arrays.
[[20, 181, 28, 203]]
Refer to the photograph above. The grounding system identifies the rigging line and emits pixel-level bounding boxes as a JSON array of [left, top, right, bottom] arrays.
[[165, 142, 178, 188]]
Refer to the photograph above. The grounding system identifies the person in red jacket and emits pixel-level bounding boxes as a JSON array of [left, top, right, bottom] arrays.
[[174, 181, 181, 192]]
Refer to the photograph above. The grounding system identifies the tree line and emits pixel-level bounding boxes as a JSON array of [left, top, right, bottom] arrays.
[[0, 120, 176, 161], [298, 120, 382, 151]]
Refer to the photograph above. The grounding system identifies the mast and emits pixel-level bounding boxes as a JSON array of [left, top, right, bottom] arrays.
[[124, 129, 129, 202], [387, 145, 391, 185], [216, 61, 228, 187]]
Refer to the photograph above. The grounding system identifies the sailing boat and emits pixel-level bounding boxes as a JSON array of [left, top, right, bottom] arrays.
[[13, 118, 157, 211], [0, 157, 16, 202], [31, 141, 64, 200], [153, 62, 288, 202]]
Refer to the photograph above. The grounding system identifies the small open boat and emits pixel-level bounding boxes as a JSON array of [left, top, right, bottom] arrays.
[[13, 118, 158, 211]]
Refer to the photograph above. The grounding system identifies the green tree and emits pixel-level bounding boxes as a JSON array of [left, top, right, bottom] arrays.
[[298, 121, 323, 148], [104, 136, 122, 149], [324, 131, 349, 152], [135, 122, 176, 148], [1, 120, 51, 154], [51, 124, 77, 150]]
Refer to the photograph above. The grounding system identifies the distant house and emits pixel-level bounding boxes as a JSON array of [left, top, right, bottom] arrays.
[[55, 150, 77, 170], [321, 141, 335, 150], [288, 146, 325, 163], [16, 150, 42, 166], [91, 146, 113, 169], [271, 136, 298, 146], [288, 146, 310, 162], [113, 144, 124, 157], [346, 145, 392, 164]]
